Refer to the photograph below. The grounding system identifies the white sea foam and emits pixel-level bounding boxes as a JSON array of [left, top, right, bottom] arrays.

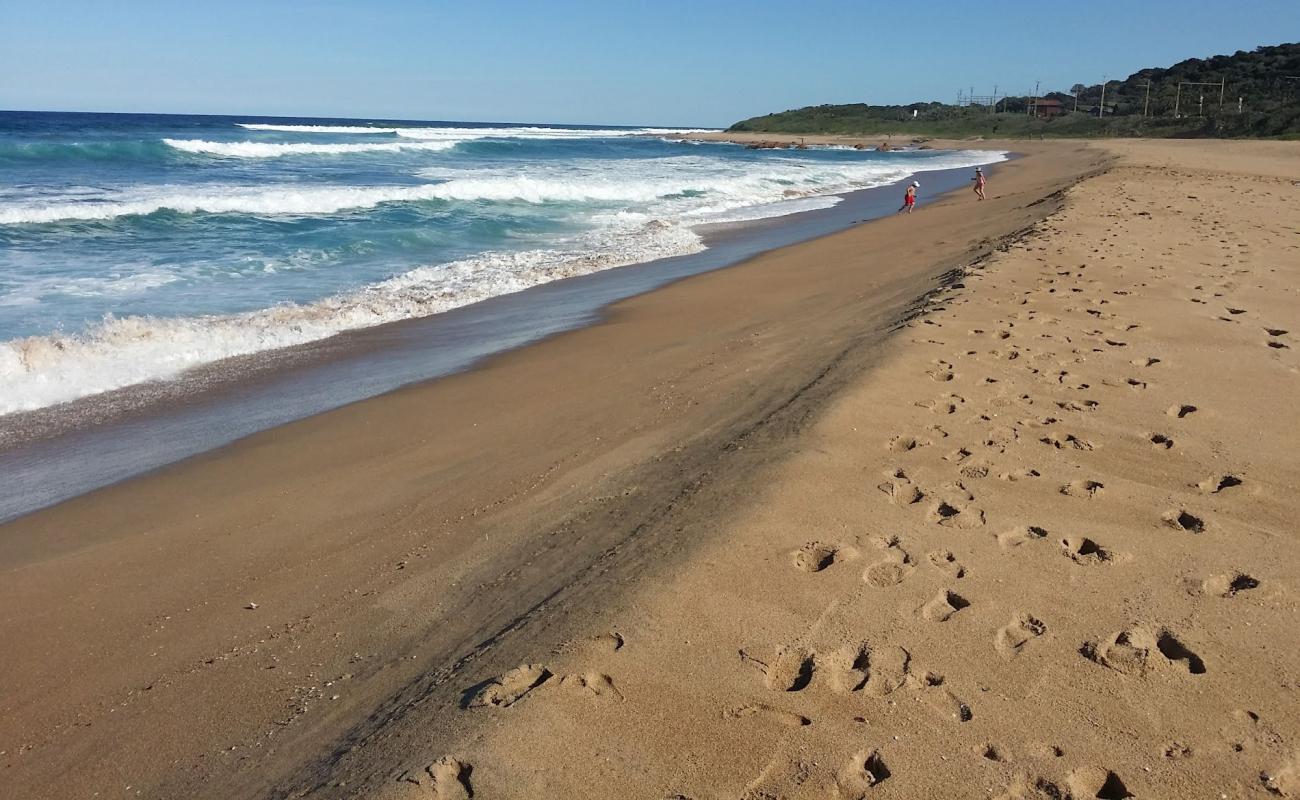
[[0, 148, 1006, 412], [237, 122, 714, 138], [0, 155, 937, 224], [0, 222, 702, 414], [237, 123, 406, 133], [163, 138, 460, 158]]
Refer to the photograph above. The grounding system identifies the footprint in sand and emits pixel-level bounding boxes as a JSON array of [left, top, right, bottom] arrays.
[[821, 640, 913, 697], [995, 613, 1047, 659], [1167, 404, 1198, 418], [877, 468, 924, 505], [1197, 473, 1243, 494], [913, 671, 973, 723], [588, 631, 625, 653], [1162, 509, 1205, 533], [791, 542, 839, 573], [1040, 432, 1095, 451], [944, 446, 973, 463], [1148, 432, 1174, 449], [1061, 536, 1112, 564], [723, 704, 810, 728], [927, 550, 965, 578], [825, 642, 871, 693], [1222, 708, 1286, 759], [994, 775, 1070, 800], [1056, 399, 1100, 412], [864, 560, 911, 587], [978, 742, 1010, 763], [834, 749, 891, 798], [557, 672, 624, 701], [998, 525, 1048, 549], [741, 645, 815, 692], [926, 500, 986, 529], [1082, 627, 1205, 676], [919, 590, 970, 622], [983, 425, 1021, 451], [926, 360, 955, 382], [886, 434, 930, 453], [466, 664, 550, 708], [1067, 767, 1135, 799], [918, 393, 966, 415], [998, 467, 1041, 482], [1060, 479, 1104, 498], [864, 645, 910, 697], [863, 538, 914, 587], [1195, 573, 1260, 597], [740, 755, 814, 800], [380, 758, 473, 800]]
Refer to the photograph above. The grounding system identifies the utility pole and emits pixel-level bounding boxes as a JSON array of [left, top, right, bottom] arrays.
[[1174, 83, 1181, 118], [1143, 80, 1151, 117], [1219, 77, 1225, 111], [1031, 80, 1040, 117], [1098, 77, 1107, 118]]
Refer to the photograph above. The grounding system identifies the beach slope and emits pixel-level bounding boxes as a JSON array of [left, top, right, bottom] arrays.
[[5, 139, 1299, 799]]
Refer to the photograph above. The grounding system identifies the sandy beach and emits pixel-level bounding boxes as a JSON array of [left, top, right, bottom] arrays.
[[3, 137, 1299, 800]]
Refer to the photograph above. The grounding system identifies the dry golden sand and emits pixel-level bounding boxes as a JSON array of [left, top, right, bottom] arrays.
[[384, 141, 1300, 799], [2, 139, 1298, 799]]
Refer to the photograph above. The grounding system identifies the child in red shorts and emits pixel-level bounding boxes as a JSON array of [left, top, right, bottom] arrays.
[[899, 180, 919, 214]]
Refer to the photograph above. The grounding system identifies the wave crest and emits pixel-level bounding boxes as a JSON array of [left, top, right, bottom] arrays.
[[163, 138, 459, 158]]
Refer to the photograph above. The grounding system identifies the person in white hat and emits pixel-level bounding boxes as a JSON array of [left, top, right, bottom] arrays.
[[973, 167, 987, 200], [898, 180, 919, 214]]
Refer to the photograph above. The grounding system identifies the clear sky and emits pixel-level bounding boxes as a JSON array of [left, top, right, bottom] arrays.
[[2, 0, 1296, 127]]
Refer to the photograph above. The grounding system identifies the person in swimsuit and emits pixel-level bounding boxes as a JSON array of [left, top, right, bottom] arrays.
[[973, 167, 987, 200], [899, 181, 919, 214]]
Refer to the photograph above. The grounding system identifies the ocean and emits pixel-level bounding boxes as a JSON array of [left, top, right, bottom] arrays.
[[0, 111, 1005, 417]]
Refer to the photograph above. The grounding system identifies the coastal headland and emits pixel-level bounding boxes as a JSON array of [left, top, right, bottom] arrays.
[[3, 137, 1299, 799]]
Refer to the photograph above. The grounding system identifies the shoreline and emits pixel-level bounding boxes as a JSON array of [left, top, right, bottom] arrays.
[[0, 158, 998, 523], [0, 138, 1107, 798]]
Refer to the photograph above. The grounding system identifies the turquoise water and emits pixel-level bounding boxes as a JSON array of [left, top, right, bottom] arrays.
[[0, 111, 1005, 414]]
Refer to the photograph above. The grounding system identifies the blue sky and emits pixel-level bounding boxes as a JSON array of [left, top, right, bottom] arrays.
[[2, 0, 1295, 127]]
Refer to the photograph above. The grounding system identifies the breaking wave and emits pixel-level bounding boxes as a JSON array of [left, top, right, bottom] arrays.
[[0, 150, 1006, 225], [0, 135, 1007, 413], [238, 122, 713, 139], [0, 222, 704, 413], [162, 138, 460, 158]]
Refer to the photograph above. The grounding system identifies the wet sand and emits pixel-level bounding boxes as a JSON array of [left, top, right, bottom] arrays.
[[7, 138, 1298, 799]]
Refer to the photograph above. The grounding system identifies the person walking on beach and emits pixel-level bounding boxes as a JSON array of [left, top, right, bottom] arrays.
[[973, 167, 987, 200], [899, 180, 919, 214]]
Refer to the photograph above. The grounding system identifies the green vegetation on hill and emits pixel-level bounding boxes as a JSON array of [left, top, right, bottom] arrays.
[[728, 43, 1300, 138]]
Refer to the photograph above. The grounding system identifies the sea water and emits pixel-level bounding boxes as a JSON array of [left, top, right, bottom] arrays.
[[0, 111, 1006, 415]]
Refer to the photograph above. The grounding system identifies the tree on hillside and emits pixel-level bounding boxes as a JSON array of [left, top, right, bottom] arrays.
[[1071, 84, 1087, 113], [726, 43, 1300, 138]]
